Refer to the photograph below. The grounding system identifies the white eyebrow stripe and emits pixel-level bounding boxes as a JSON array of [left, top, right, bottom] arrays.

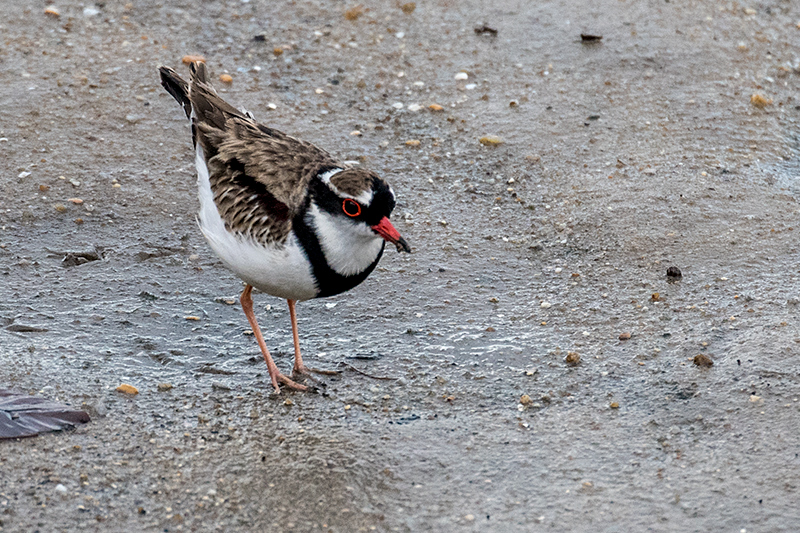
[[317, 168, 373, 206], [318, 168, 343, 184], [352, 190, 374, 205]]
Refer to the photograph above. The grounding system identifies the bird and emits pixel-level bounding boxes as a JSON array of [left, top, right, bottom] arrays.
[[159, 61, 410, 393]]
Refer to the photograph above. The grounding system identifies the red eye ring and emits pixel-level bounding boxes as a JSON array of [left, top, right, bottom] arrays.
[[342, 198, 362, 217]]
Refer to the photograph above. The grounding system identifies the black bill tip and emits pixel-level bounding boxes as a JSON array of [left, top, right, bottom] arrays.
[[395, 237, 412, 253]]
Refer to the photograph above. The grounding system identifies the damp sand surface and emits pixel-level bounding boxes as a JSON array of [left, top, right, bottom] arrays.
[[1, 1, 800, 531]]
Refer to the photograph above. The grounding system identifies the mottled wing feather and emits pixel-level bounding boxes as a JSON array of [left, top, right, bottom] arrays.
[[175, 63, 341, 244], [209, 120, 336, 210], [206, 154, 293, 244], [201, 119, 337, 241]]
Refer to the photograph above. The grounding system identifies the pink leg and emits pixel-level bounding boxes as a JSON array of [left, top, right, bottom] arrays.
[[240, 285, 307, 393], [287, 299, 306, 375], [287, 299, 339, 377]]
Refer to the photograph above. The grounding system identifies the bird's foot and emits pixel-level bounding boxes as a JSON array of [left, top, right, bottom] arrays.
[[293, 364, 341, 378], [291, 365, 339, 387], [271, 372, 312, 393]]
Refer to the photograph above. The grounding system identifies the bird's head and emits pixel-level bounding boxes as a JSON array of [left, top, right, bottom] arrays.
[[312, 167, 411, 253]]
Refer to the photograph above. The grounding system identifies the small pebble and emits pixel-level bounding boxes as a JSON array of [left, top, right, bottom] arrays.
[[428, 104, 444, 111], [344, 5, 363, 20], [400, 2, 416, 14], [454, 72, 468, 81], [540, 301, 552, 308], [350, 130, 362, 136], [39, 184, 50, 192], [519, 394, 533, 406], [181, 55, 206, 65], [666, 266, 682, 279], [116, 384, 138, 395], [693, 354, 713, 368], [219, 74, 233, 84], [184, 316, 201, 321], [619, 332, 631, 340], [407, 104, 422, 112], [68, 198, 83, 204], [474, 24, 498, 36], [273, 47, 283, 56], [565, 352, 581, 366], [157, 383, 173, 392], [405, 139, 421, 147], [479, 136, 504, 146], [55, 484, 68, 494], [44, 6, 60, 17], [54, 203, 67, 213], [610, 402, 620, 409], [464, 514, 475, 522], [750, 93, 772, 107]]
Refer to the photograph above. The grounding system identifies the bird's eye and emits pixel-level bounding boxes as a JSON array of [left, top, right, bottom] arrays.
[[342, 198, 362, 217]]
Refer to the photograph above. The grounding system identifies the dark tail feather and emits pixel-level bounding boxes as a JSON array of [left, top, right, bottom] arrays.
[[160, 61, 248, 141], [190, 61, 212, 87], [159, 66, 192, 119], [186, 62, 246, 130]]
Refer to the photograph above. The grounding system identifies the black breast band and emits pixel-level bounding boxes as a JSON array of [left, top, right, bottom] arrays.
[[292, 211, 385, 298]]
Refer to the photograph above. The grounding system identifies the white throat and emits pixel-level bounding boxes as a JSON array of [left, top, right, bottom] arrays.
[[307, 204, 384, 276]]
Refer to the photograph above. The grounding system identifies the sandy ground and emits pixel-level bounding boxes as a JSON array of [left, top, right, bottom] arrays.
[[1, 0, 800, 531]]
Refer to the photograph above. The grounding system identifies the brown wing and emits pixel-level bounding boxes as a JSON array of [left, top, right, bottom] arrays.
[[200, 119, 337, 217], [161, 63, 340, 243], [188, 62, 338, 213]]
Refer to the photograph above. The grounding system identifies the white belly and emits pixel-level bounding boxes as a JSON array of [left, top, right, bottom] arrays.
[[194, 146, 318, 301]]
